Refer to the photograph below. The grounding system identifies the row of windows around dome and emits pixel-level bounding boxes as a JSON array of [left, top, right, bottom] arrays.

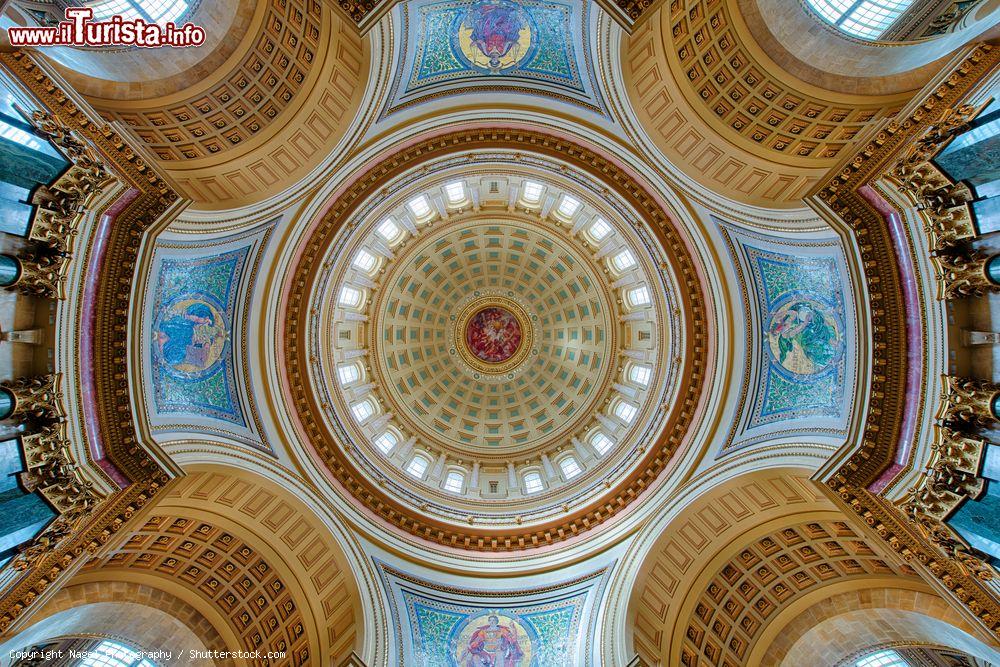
[[343, 395, 646, 496], [335, 179, 656, 313]]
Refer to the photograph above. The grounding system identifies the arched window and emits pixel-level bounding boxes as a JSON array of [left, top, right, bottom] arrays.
[[376, 217, 403, 243], [352, 249, 378, 273], [523, 471, 544, 493], [556, 195, 581, 219], [80, 639, 157, 667], [406, 454, 429, 478], [629, 364, 652, 387], [90, 0, 190, 24], [337, 363, 361, 386], [407, 195, 433, 220], [444, 181, 466, 205], [443, 470, 465, 493], [805, 0, 915, 39], [559, 455, 582, 479], [614, 400, 638, 425], [588, 217, 612, 242], [611, 249, 637, 272], [373, 431, 397, 454], [521, 181, 544, 205], [627, 285, 651, 307], [855, 649, 908, 667], [338, 285, 363, 308], [591, 432, 614, 455], [351, 399, 376, 422]]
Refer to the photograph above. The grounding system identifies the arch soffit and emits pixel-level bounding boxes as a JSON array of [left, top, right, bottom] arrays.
[[75, 466, 367, 664], [756, 585, 1000, 666], [627, 467, 857, 664]]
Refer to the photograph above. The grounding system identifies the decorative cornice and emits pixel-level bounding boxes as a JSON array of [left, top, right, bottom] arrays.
[[283, 128, 708, 551], [810, 43, 1000, 636], [0, 51, 180, 634]]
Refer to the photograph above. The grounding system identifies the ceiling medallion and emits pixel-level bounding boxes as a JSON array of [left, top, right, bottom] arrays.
[[453, 294, 535, 376]]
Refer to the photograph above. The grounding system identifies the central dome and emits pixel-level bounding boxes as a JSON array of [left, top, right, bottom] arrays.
[[371, 218, 616, 456], [282, 135, 709, 547]]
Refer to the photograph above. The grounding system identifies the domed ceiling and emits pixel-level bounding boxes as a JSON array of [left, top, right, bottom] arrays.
[[281, 129, 710, 550]]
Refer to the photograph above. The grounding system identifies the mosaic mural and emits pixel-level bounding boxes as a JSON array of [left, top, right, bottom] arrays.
[[385, 0, 607, 115], [378, 561, 609, 666], [752, 248, 847, 423], [466, 306, 523, 363], [717, 219, 855, 451], [150, 248, 248, 426]]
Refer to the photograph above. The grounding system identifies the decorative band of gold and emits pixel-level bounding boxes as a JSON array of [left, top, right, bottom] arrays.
[[454, 296, 534, 375]]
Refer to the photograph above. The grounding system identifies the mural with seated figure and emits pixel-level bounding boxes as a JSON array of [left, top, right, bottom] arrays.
[[385, 0, 607, 115]]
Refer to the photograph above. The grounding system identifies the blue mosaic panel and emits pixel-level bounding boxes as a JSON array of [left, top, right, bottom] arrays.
[[150, 248, 248, 426], [748, 247, 847, 425], [410, 0, 581, 90], [404, 589, 584, 666]]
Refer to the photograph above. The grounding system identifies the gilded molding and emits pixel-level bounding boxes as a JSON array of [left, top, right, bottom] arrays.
[[811, 43, 1000, 635], [0, 51, 178, 634]]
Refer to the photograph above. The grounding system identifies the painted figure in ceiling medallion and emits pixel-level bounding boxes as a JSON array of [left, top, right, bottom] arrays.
[[457, 0, 534, 72], [767, 297, 843, 377], [153, 296, 228, 379], [454, 612, 530, 666], [465, 306, 523, 363]]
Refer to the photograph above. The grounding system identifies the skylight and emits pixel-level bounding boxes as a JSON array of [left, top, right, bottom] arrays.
[[338, 286, 363, 307], [376, 217, 402, 242], [614, 401, 638, 424], [592, 432, 613, 455], [628, 285, 651, 307], [352, 249, 378, 273], [629, 365, 652, 387], [90, 0, 189, 23], [351, 400, 375, 422], [337, 364, 360, 385], [612, 249, 637, 272], [855, 650, 909, 667], [374, 432, 397, 454], [79, 640, 156, 667], [805, 0, 914, 39]]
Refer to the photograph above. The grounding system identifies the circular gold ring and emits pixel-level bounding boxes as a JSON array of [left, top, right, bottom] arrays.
[[454, 296, 534, 375]]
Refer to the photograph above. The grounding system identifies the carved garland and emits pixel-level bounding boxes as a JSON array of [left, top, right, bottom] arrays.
[[0, 51, 179, 634], [812, 43, 1000, 634], [284, 129, 708, 551]]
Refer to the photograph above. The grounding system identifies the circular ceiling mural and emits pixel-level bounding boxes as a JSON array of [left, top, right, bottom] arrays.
[[282, 129, 710, 550]]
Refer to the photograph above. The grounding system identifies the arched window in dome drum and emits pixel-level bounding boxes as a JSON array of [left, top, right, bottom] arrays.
[[611, 249, 637, 272], [406, 454, 430, 479], [351, 399, 376, 422], [374, 431, 397, 455], [443, 470, 465, 493], [854, 649, 908, 667], [352, 249, 378, 274], [337, 363, 361, 386], [376, 217, 403, 243], [338, 286, 363, 308], [627, 285, 651, 308], [629, 364, 652, 388], [559, 456, 582, 479], [614, 400, 639, 425], [591, 432, 614, 455], [523, 471, 544, 493], [588, 217, 612, 242], [79, 639, 157, 667], [520, 181, 544, 205]]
